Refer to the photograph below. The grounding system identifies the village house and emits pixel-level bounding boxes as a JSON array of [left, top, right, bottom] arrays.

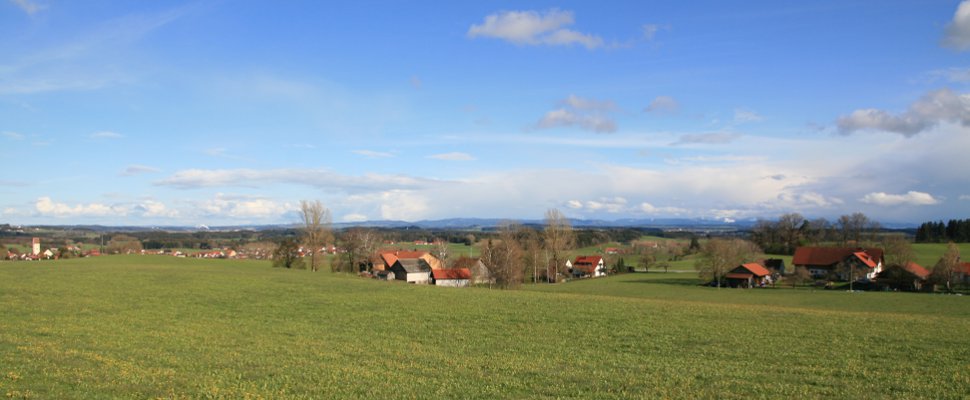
[[724, 263, 772, 288], [792, 247, 884, 281], [571, 255, 605, 278], [378, 251, 442, 284], [431, 268, 471, 287]]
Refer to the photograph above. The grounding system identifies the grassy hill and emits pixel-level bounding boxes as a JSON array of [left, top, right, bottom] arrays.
[[1, 256, 967, 399]]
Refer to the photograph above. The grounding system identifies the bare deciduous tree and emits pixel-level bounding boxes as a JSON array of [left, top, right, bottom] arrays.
[[695, 238, 760, 287], [637, 245, 656, 273], [299, 200, 332, 272], [517, 227, 544, 284], [543, 209, 574, 283], [931, 242, 961, 292], [790, 266, 811, 288], [778, 212, 805, 254], [481, 223, 524, 289], [837, 212, 874, 245], [432, 238, 450, 270], [106, 235, 143, 254], [337, 228, 381, 273], [883, 235, 915, 269]]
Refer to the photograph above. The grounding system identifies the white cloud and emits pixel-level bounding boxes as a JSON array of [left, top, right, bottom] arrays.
[[582, 197, 628, 213], [90, 131, 124, 139], [536, 109, 616, 133], [121, 165, 160, 176], [428, 152, 475, 161], [468, 9, 604, 49], [536, 95, 618, 133], [642, 24, 660, 40], [342, 213, 368, 222], [639, 202, 688, 215], [734, 108, 764, 123], [566, 200, 583, 209], [353, 150, 395, 159], [960, 194, 970, 200], [135, 200, 178, 218], [10, 0, 47, 15], [561, 94, 615, 111], [379, 190, 431, 221], [1, 131, 25, 140], [34, 197, 123, 217], [645, 96, 679, 114], [926, 67, 970, 83], [155, 168, 444, 192], [859, 191, 940, 206], [196, 194, 292, 219], [837, 88, 970, 136], [674, 132, 741, 145], [943, 0, 970, 50]]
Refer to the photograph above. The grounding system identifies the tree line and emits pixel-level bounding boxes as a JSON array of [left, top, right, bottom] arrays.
[[749, 212, 881, 255], [914, 219, 970, 243]]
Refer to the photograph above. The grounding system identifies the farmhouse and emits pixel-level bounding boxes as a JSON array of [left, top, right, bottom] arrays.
[[724, 263, 772, 288], [877, 261, 930, 291], [378, 250, 443, 284], [377, 250, 443, 272], [792, 247, 883, 280], [431, 268, 471, 287], [571, 255, 605, 278]]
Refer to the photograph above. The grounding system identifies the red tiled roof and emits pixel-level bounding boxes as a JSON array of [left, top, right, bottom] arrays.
[[959, 262, 970, 275], [725, 273, 754, 279], [380, 250, 431, 268], [852, 252, 877, 269], [432, 268, 471, 280], [573, 255, 602, 266], [792, 247, 883, 267], [738, 262, 771, 277], [902, 262, 930, 280]]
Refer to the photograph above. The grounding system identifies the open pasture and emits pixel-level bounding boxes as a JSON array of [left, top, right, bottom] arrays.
[[1, 256, 967, 399]]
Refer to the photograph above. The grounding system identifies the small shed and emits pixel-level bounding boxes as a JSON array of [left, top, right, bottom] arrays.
[[432, 268, 471, 287], [724, 263, 772, 288]]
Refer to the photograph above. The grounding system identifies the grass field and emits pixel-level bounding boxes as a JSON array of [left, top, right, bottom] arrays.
[[1, 256, 968, 399], [911, 242, 970, 268]]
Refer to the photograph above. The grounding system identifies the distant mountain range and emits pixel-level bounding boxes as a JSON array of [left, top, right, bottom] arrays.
[[5, 217, 918, 233]]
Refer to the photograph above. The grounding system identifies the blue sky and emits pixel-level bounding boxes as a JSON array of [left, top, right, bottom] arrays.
[[2, 0, 970, 226]]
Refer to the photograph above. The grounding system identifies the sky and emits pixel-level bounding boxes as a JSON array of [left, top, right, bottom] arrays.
[[2, 0, 970, 226]]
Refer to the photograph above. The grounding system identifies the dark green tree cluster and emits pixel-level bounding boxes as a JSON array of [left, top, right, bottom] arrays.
[[915, 219, 970, 243]]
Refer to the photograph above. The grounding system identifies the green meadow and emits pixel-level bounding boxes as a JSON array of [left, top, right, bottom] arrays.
[[1, 256, 968, 399]]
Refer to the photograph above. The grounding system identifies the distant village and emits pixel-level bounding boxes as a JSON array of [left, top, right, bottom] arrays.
[[7, 235, 969, 292]]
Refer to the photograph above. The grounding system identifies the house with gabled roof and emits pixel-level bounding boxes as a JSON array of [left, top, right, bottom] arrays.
[[379, 249, 442, 284], [571, 255, 605, 278], [377, 250, 442, 272], [792, 247, 883, 281], [877, 261, 930, 291], [725, 263, 772, 288]]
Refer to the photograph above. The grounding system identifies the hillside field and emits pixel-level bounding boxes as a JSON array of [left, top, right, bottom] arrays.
[[1, 256, 968, 399]]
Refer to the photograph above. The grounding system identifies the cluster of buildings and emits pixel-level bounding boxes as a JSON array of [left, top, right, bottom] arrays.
[[4, 238, 98, 261], [366, 250, 613, 287], [729, 246, 970, 291]]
